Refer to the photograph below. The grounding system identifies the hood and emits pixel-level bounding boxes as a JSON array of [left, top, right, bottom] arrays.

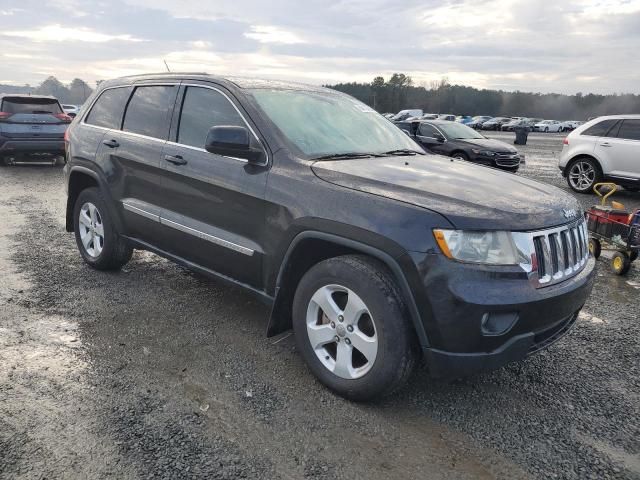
[[311, 155, 582, 231], [453, 138, 517, 153]]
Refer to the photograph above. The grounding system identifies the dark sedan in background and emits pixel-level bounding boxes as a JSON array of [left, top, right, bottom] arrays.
[[396, 120, 521, 171]]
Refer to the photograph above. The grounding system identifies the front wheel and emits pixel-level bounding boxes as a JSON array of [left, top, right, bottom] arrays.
[[452, 152, 469, 161], [292, 255, 416, 401], [73, 187, 133, 270], [567, 158, 601, 193]]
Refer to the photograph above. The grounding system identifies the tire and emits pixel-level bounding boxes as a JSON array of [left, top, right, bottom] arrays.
[[73, 187, 133, 270], [292, 255, 417, 401], [611, 252, 631, 275], [451, 152, 469, 161], [544, 127, 549, 133], [630, 251, 638, 262], [566, 157, 602, 193], [588, 238, 601, 259]]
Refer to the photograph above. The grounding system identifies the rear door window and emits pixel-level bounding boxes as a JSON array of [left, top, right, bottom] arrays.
[[85, 87, 131, 129], [581, 119, 618, 137], [615, 119, 640, 141], [1, 97, 62, 114], [122, 85, 177, 139], [177, 86, 245, 148]]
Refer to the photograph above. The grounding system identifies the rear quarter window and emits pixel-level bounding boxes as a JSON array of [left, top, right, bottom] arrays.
[[581, 119, 618, 137], [85, 87, 131, 130]]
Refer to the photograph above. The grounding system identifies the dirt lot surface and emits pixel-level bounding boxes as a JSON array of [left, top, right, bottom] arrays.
[[1, 133, 639, 479]]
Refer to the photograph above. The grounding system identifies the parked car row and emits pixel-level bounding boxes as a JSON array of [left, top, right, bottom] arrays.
[[385, 110, 585, 133]]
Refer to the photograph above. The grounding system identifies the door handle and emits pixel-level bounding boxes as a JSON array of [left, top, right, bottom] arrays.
[[103, 139, 119, 148], [164, 154, 187, 165], [600, 142, 612, 147]]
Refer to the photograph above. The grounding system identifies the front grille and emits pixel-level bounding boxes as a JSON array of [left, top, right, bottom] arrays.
[[528, 312, 578, 355], [532, 218, 589, 287], [494, 153, 520, 167]]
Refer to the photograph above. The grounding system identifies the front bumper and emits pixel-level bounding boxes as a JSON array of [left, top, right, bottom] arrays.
[[409, 252, 596, 377], [472, 152, 521, 169], [0, 138, 64, 156]]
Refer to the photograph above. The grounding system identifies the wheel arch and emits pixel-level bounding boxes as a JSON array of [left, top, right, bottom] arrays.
[[66, 166, 122, 233], [564, 154, 603, 178], [266, 231, 430, 350]]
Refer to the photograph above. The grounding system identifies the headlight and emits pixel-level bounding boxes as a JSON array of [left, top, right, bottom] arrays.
[[471, 149, 496, 156], [433, 229, 529, 265]]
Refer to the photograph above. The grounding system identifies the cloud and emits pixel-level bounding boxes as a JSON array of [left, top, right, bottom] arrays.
[[0, 0, 638, 94], [244, 25, 306, 44], [3, 24, 142, 43]]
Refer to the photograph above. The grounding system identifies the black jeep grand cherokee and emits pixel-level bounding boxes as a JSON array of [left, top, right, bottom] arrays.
[[64, 74, 595, 401]]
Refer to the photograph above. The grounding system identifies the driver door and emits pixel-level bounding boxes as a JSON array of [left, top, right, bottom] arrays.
[[415, 123, 446, 154]]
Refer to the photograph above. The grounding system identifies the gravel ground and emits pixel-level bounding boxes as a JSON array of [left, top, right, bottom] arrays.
[[1, 133, 639, 479]]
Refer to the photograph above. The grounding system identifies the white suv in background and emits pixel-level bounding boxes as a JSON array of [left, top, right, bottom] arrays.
[[559, 115, 640, 193]]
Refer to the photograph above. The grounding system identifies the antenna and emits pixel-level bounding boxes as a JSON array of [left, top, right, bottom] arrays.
[[163, 60, 171, 72]]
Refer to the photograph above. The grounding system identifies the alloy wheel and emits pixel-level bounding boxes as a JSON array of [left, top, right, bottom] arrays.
[[568, 161, 596, 191], [78, 202, 105, 257], [305, 284, 377, 379]]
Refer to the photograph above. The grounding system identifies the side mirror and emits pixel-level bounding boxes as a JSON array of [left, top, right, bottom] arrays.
[[205, 125, 265, 164], [435, 134, 445, 143]]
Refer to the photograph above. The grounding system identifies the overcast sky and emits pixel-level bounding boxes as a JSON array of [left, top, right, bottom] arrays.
[[1, 0, 639, 94]]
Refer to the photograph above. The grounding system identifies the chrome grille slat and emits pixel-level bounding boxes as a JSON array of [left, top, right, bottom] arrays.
[[529, 217, 589, 287]]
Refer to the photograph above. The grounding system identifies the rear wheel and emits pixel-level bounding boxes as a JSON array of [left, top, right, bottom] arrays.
[[567, 157, 601, 193], [588, 238, 602, 259], [611, 252, 631, 275], [292, 255, 416, 401], [73, 187, 133, 270]]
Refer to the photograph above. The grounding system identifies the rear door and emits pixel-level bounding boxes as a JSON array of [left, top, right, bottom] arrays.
[[89, 83, 179, 242], [605, 119, 640, 180], [156, 83, 269, 288], [0, 97, 69, 140]]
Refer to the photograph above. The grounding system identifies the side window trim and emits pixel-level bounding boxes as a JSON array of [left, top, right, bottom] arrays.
[[168, 83, 269, 166]]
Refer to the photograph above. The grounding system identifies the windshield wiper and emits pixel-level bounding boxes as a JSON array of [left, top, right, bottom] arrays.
[[381, 149, 425, 156], [311, 152, 383, 160]]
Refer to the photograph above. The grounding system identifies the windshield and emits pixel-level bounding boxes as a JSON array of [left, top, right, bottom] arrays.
[[438, 122, 485, 140], [250, 89, 421, 158]]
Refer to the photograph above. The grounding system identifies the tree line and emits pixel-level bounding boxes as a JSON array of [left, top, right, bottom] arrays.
[[0, 76, 94, 105], [2, 74, 639, 119], [327, 74, 640, 120]]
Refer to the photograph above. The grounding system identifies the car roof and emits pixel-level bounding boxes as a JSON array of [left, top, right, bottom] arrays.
[[586, 114, 640, 120], [419, 119, 457, 126], [0, 93, 58, 100], [100, 72, 334, 94]]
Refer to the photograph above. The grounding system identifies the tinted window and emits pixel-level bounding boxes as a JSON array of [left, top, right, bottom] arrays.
[[85, 88, 130, 129], [418, 123, 438, 137], [616, 119, 640, 141], [582, 119, 618, 137], [122, 86, 176, 139], [1, 97, 62, 114], [178, 87, 244, 148]]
